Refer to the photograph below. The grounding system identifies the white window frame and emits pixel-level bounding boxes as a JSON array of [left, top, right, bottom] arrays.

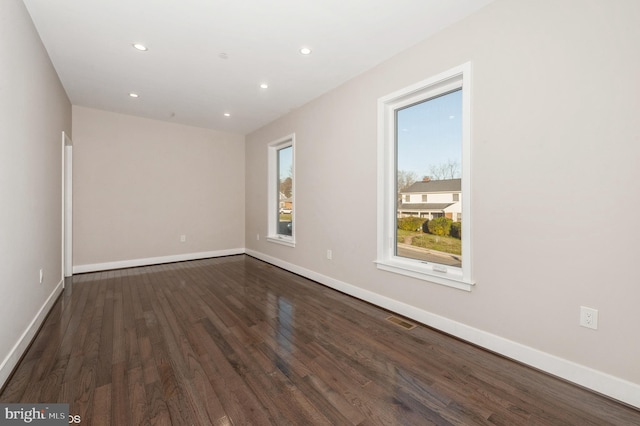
[[376, 63, 473, 291], [267, 134, 295, 247]]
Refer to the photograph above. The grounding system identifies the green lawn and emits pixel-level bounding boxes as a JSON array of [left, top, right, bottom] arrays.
[[397, 230, 461, 255]]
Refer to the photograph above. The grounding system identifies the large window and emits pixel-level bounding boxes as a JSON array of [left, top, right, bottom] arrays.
[[377, 63, 473, 290], [268, 135, 295, 246]]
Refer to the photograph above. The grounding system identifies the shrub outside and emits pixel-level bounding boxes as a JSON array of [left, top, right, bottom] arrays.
[[427, 217, 452, 236]]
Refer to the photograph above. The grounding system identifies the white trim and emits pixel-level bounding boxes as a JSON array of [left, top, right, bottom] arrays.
[[266, 236, 296, 247], [245, 248, 640, 409], [61, 132, 64, 283], [375, 260, 471, 291], [72, 248, 245, 274], [0, 279, 64, 388], [377, 62, 473, 290], [267, 134, 296, 247], [63, 134, 73, 278]]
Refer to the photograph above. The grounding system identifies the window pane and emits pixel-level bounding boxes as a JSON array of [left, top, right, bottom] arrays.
[[277, 146, 293, 236], [396, 89, 462, 268]]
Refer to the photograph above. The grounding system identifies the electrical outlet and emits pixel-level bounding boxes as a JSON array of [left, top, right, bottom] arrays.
[[580, 306, 598, 330], [180, 234, 186, 243], [256, 234, 260, 241], [326, 249, 332, 260]]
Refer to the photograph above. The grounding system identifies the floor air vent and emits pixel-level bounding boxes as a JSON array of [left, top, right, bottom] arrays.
[[386, 315, 417, 330]]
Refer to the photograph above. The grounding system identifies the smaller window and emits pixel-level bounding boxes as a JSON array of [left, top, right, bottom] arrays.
[[422, 194, 428, 202], [267, 135, 295, 247], [404, 194, 410, 202], [453, 193, 459, 202]]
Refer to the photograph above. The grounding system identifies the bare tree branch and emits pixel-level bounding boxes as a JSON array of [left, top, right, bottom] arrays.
[[429, 160, 460, 180], [397, 170, 418, 193]]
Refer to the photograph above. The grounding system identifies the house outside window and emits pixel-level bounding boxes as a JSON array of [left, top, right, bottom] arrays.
[[267, 134, 295, 246], [399, 179, 461, 223], [377, 63, 473, 290]]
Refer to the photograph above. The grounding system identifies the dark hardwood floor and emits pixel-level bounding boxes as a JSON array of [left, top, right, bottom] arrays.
[[1, 255, 639, 425]]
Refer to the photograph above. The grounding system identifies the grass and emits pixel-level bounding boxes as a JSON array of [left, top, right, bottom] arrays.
[[397, 229, 415, 238], [397, 230, 461, 255]]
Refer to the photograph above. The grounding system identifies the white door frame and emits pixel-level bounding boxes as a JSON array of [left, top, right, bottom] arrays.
[[62, 131, 73, 278]]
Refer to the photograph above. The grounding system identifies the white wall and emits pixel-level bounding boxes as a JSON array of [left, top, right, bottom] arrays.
[[422, 194, 455, 204], [72, 107, 245, 270], [246, 0, 640, 407], [0, 0, 71, 385]]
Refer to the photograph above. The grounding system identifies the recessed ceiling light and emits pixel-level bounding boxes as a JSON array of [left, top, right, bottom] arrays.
[[224, 113, 231, 117], [260, 83, 269, 89], [132, 43, 148, 51], [300, 47, 312, 55], [129, 92, 139, 98]]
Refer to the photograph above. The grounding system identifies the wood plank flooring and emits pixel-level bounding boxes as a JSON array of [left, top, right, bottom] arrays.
[[1, 255, 639, 425]]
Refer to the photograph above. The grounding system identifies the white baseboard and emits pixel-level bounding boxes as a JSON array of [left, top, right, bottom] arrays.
[[0, 278, 65, 389], [73, 248, 246, 274], [245, 249, 640, 409]]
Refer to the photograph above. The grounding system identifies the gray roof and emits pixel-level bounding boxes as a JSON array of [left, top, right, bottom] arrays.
[[398, 203, 454, 211], [402, 178, 461, 194]]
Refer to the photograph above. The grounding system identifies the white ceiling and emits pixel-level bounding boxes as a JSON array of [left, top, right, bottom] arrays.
[[23, 0, 493, 135]]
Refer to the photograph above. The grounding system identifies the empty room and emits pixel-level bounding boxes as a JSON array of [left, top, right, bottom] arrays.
[[1, 0, 639, 424]]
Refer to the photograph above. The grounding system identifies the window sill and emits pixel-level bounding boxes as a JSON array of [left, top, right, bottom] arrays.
[[375, 259, 474, 291], [267, 236, 296, 247]]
